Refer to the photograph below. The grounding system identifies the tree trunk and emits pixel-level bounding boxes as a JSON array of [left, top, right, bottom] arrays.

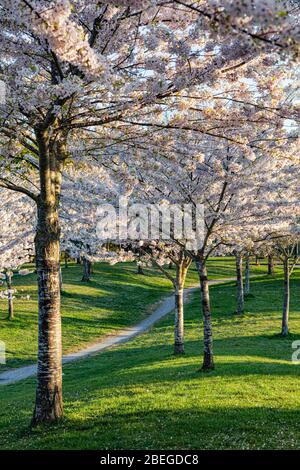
[[136, 263, 145, 275], [59, 266, 63, 294], [81, 258, 92, 282], [197, 259, 214, 371], [5, 273, 14, 320], [282, 257, 290, 337], [64, 251, 69, 269], [32, 200, 63, 425], [174, 261, 188, 355], [244, 255, 250, 295], [174, 283, 184, 354], [236, 254, 244, 314], [32, 128, 64, 426], [255, 256, 260, 266], [268, 255, 274, 275]]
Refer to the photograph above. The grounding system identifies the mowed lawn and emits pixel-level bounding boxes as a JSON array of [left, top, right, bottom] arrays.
[[0, 262, 173, 371], [0, 269, 300, 450], [0, 258, 267, 371]]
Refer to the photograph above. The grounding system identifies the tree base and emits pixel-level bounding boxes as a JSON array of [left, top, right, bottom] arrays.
[[281, 329, 289, 337], [31, 406, 63, 427], [244, 293, 254, 299], [174, 345, 185, 355], [31, 402, 63, 428], [136, 266, 145, 275], [31, 385, 63, 427], [201, 352, 214, 371], [200, 364, 215, 372], [31, 413, 63, 428]]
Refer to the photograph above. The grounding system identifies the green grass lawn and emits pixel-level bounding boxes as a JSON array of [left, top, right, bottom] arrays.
[[206, 256, 275, 279], [0, 262, 175, 371], [0, 269, 300, 450], [0, 257, 274, 371]]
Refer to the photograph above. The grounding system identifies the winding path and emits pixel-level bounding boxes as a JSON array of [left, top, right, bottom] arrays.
[[0, 278, 235, 386]]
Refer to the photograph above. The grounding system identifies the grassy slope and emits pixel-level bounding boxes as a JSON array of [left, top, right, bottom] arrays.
[[0, 257, 267, 371], [0, 262, 174, 371], [0, 270, 300, 450]]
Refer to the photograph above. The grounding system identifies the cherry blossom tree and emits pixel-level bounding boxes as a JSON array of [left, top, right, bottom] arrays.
[[229, 146, 300, 337], [139, 242, 192, 355], [274, 238, 300, 336], [0, 0, 209, 424], [255, 234, 300, 337], [119, 111, 300, 368], [1, 0, 300, 424]]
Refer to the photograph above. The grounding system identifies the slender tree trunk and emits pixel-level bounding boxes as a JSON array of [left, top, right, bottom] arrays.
[[282, 257, 290, 337], [136, 249, 145, 275], [59, 266, 63, 294], [5, 273, 14, 320], [244, 255, 250, 295], [76, 257, 81, 264], [81, 258, 92, 282], [32, 129, 64, 426], [268, 255, 274, 275], [174, 282, 184, 354], [235, 254, 244, 314], [197, 259, 214, 371], [8, 292, 14, 320], [136, 263, 145, 275], [174, 262, 188, 355], [64, 251, 69, 269]]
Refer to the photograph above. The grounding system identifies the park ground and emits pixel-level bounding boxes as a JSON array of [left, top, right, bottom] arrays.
[[0, 258, 300, 449]]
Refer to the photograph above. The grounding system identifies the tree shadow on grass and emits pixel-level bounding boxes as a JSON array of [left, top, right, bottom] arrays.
[[57, 406, 300, 450], [62, 281, 170, 302], [63, 262, 172, 286], [3, 324, 300, 450], [53, 333, 300, 404], [12, 399, 300, 450]]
